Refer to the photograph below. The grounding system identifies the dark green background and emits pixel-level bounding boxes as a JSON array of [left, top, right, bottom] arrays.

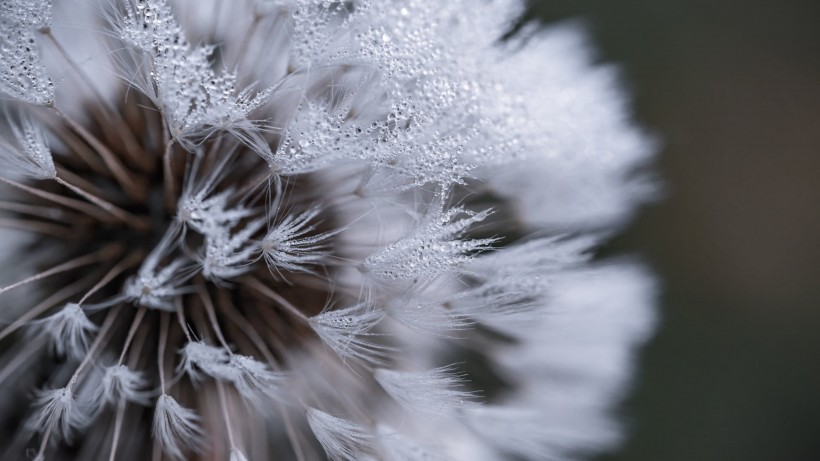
[[524, 1, 820, 460]]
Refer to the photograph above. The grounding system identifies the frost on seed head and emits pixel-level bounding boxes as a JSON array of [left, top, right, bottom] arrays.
[[179, 341, 284, 402], [30, 303, 97, 361], [101, 365, 148, 405], [0, 1, 54, 105], [262, 206, 335, 275], [456, 236, 596, 319], [178, 188, 254, 236], [153, 394, 204, 460], [363, 203, 495, 283], [283, 0, 362, 69], [124, 257, 190, 310], [306, 408, 373, 461], [200, 218, 266, 282], [309, 303, 386, 363], [109, 0, 279, 150], [374, 366, 476, 418], [384, 298, 472, 336], [227, 354, 286, 403], [26, 387, 88, 444], [124, 226, 192, 310], [178, 341, 230, 382], [362, 133, 476, 193], [0, 105, 56, 179]]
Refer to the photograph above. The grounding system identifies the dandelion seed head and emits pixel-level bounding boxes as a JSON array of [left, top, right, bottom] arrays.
[[0, 0, 656, 459]]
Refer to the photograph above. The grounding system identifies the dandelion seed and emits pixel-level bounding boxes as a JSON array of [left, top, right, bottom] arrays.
[[153, 394, 205, 460], [309, 303, 387, 363], [374, 366, 477, 418], [0, 106, 56, 180], [30, 303, 97, 361], [306, 408, 373, 461], [262, 206, 335, 274], [101, 365, 148, 405], [26, 387, 88, 444]]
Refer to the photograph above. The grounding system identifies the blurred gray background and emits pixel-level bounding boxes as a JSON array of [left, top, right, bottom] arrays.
[[524, 1, 820, 460]]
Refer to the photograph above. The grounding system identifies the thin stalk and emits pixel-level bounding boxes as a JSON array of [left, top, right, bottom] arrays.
[[108, 400, 128, 461], [0, 175, 118, 224], [0, 199, 77, 222], [163, 140, 177, 212], [54, 175, 148, 230], [0, 245, 118, 295], [41, 31, 147, 163], [0, 272, 95, 342], [158, 311, 170, 394], [68, 307, 119, 389], [117, 307, 147, 366], [245, 276, 310, 323], [198, 285, 230, 349], [0, 217, 71, 238], [216, 381, 238, 450], [50, 106, 144, 200], [78, 251, 143, 304]]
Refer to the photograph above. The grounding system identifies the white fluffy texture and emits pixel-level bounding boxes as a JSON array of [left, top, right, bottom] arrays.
[[363, 204, 495, 283], [153, 394, 204, 460], [179, 342, 284, 401], [0, 0, 658, 459], [178, 185, 255, 236], [124, 257, 189, 310], [309, 303, 386, 363], [178, 341, 230, 382], [384, 297, 472, 336], [0, 106, 56, 180], [374, 366, 476, 418], [26, 387, 88, 444], [456, 236, 595, 319], [124, 227, 191, 310], [200, 217, 266, 281], [306, 408, 373, 461], [262, 206, 335, 275], [225, 354, 286, 402], [377, 424, 449, 461], [109, 0, 277, 147], [31, 303, 97, 361], [0, 0, 54, 105], [478, 25, 656, 230], [470, 264, 656, 460], [101, 365, 148, 405]]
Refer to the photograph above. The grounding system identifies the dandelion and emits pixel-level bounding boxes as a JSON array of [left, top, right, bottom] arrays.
[[0, 1, 656, 460]]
